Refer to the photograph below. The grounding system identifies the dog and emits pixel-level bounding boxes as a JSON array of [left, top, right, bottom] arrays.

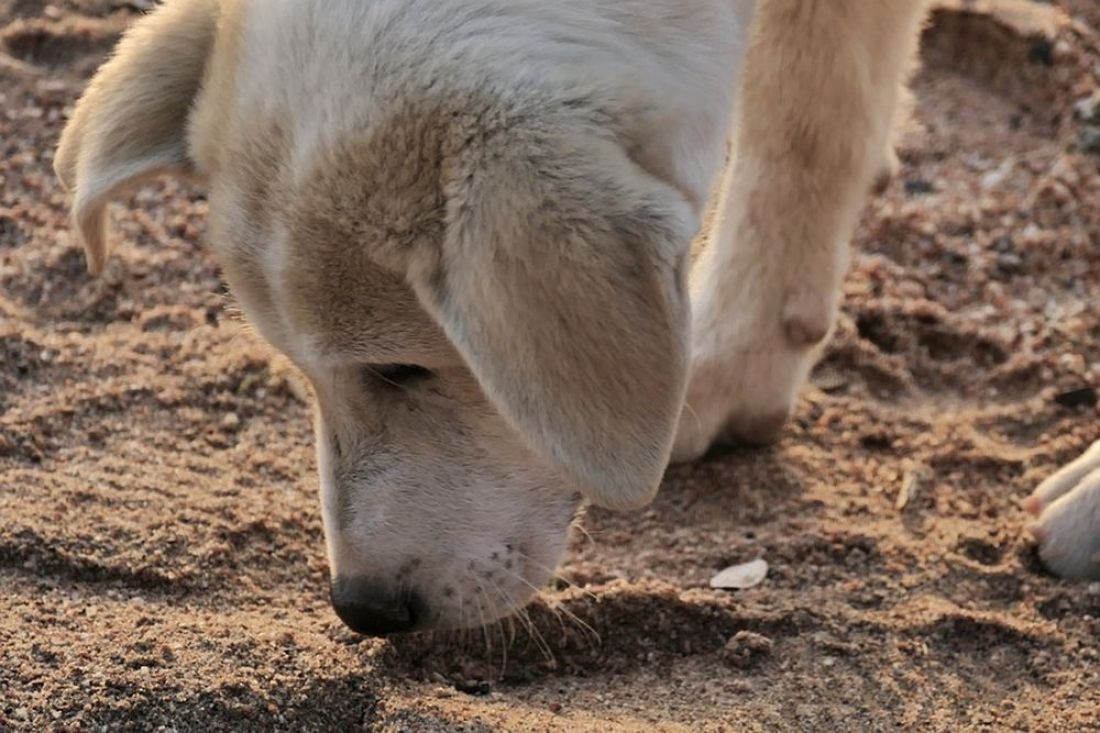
[[53, 0, 1097, 637]]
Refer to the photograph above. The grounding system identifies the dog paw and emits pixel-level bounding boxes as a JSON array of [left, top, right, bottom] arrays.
[[670, 289, 833, 464], [1025, 441, 1100, 581], [671, 393, 791, 464]]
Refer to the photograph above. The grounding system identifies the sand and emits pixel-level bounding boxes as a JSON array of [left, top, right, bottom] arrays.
[[3, 1, 1100, 730]]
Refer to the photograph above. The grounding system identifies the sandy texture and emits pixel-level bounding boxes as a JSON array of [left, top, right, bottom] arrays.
[[3, 1, 1100, 731]]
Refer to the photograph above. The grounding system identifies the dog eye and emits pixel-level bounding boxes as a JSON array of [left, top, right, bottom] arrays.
[[367, 364, 433, 388]]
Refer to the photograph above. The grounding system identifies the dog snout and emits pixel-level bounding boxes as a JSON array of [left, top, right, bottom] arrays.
[[330, 577, 425, 636]]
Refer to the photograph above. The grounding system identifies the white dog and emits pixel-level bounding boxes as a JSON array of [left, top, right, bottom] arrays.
[[55, 0, 1097, 636]]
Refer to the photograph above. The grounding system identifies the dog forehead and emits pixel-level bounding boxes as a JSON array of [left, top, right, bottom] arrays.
[[284, 238, 451, 364], [276, 112, 462, 363], [207, 129, 456, 367]]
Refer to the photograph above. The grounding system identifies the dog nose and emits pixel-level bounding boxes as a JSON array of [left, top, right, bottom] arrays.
[[329, 577, 422, 636]]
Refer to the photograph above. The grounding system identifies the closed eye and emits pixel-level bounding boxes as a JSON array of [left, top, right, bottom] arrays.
[[365, 364, 433, 389]]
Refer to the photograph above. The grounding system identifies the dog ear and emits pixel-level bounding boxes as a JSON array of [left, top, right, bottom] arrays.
[[54, 0, 218, 275], [410, 131, 695, 510]]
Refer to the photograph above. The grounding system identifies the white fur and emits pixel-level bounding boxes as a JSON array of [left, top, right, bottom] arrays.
[[1027, 441, 1100, 581]]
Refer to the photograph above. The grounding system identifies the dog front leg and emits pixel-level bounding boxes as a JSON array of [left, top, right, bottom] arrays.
[[672, 0, 928, 462]]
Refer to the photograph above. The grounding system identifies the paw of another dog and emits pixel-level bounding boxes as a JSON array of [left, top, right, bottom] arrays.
[[1025, 441, 1100, 582]]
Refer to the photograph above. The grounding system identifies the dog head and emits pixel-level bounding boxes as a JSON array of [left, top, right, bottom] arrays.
[[56, 0, 696, 634]]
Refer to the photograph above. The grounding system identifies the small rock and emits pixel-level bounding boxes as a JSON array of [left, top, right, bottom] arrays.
[[721, 631, 773, 668], [710, 558, 768, 590], [454, 679, 491, 696], [904, 178, 935, 195], [1080, 126, 1100, 155], [1053, 387, 1097, 409], [897, 463, 932, 511], [221, 412, 242, 431], [1028, 39, 1055, 67], [1074, 92, 1100, 125], [996, 252, 1024, 274]]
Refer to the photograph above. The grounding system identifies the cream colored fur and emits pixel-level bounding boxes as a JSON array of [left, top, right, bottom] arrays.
[[55, 0, 1097, 631], [671, 0, 929, 460], [1026, 441, 1100, 581]]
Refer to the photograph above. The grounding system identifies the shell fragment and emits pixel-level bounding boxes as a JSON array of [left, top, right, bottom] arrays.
[[709, 558, 768, 590]]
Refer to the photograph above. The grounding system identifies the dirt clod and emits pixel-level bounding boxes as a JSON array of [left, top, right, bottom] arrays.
[[721, 631, 775, 669]]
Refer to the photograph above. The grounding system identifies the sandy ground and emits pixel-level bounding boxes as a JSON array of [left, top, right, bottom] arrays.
[[3, 1, 1100, 731]]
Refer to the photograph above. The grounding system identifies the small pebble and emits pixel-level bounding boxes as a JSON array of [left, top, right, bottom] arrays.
[[710, 558, 768, 590], [996, 252, 1024, 274], [1053, 387, 1097, 409], [1080, 126, 1100, 155], [904, 178, 935, 195], [454, 679, 491, 696]]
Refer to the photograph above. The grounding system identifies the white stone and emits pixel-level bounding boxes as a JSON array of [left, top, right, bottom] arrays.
[[709, 558, 768, 590]]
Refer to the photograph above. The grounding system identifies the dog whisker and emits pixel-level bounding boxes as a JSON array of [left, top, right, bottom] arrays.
[[473, 589, 492, 658], [488, 577, 555, 666], [520, 552, 599, 602], [485, 578, 519, 676], [502, 566, 600, 650], [484, 581, 518, 678], [549, 598, 600, 647], [456, 586, 470, 653], [505, 612, 517, 648], [571, 520, 600, 551], [494, 615, 508, 679], [501, 559, 601, 647]]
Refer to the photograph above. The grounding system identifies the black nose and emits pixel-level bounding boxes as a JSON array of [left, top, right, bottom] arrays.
[[330, 577, 423, 636]]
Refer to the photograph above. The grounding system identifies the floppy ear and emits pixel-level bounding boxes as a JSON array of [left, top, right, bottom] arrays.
[[54, 0, 218, 275], [410, 132, 695, 510]]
